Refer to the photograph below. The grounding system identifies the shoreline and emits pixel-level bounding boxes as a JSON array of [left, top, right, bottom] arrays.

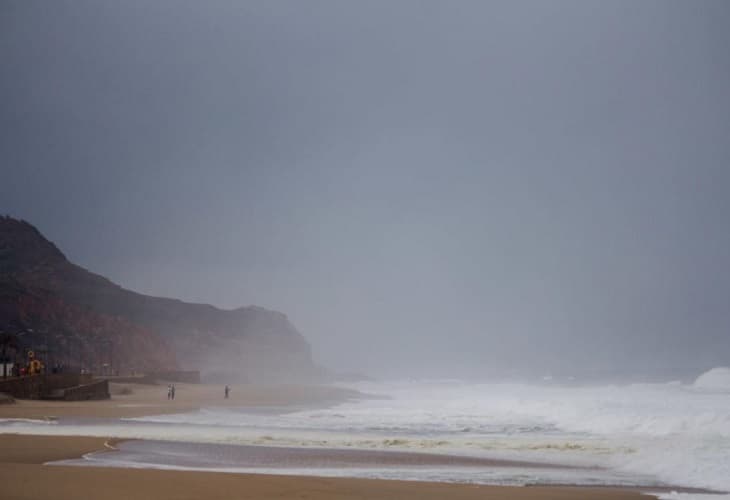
[[0, 382, 709, 499], [22, 434, 726, 496], [0, 435, 658, 500], [63, 437, 727, 495]]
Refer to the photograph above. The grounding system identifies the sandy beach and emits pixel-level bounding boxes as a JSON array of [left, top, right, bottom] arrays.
[[0, 381, 360, 419], [0, 382, 660, 500], [0, 434, 654, 500]]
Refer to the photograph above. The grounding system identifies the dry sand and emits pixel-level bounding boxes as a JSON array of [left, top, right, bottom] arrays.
[[0, 381, 359, 419], [0, 383, 656, 500]]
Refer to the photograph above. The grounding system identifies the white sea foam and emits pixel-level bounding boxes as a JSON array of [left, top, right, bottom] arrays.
[[0, 417, 57, 425], [2, 372, 729, 494], [694, 367, 730, 392]]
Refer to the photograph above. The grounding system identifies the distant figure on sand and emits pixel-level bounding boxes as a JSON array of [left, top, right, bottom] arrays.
[[224, 385, 230, 399], [171, 384, 176, 400], [167, 385, 171, 400]]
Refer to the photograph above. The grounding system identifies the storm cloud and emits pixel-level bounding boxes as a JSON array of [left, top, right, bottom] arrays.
[[2, 0, 729, 379]]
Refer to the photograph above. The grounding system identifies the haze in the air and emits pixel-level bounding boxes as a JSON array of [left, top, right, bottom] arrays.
[[2, 0, 729, 379]]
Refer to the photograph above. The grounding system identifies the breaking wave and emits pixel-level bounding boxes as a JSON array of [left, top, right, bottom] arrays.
[[2, 375, 729, 494], [694, 367, 730, 392]]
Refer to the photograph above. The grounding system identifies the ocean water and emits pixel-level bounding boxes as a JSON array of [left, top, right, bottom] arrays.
[[2, 368, 730, 499]]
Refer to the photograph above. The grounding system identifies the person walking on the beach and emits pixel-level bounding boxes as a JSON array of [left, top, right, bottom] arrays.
[[224, 385, 230, 399], [171, 384, 176, 400], [167, 385, 171, 400]]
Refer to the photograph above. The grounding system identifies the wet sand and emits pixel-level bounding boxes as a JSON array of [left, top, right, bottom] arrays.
[[0, 383, 659, 500], [68, 437, 582, 470], [0, 435, 654, 500]]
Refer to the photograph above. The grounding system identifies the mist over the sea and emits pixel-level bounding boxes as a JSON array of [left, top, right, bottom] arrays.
[[2, 0, 729, 380]]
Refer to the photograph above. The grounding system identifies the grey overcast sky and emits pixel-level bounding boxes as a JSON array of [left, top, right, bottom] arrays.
[[2, 0, 729, 379]]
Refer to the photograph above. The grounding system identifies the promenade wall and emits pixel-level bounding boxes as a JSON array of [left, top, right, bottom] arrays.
[[0, 373, 107, 400]]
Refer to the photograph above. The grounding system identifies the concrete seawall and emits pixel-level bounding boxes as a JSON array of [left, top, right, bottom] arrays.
[[60, 379, 109, 401], [0, 374, 109, 400]]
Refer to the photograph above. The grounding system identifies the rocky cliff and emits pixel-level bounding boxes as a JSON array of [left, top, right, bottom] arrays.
[[0, 216, 320, 380]]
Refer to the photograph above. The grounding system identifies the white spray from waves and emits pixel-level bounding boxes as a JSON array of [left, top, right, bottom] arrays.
[[2, 368, 729, 497], [694, 367, 730, 392], [125, 369, 730, 494]]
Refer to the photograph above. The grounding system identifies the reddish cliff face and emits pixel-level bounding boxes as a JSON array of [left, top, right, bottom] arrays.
[[0, 216, 320, 380], [0, 280, 176, 373]]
